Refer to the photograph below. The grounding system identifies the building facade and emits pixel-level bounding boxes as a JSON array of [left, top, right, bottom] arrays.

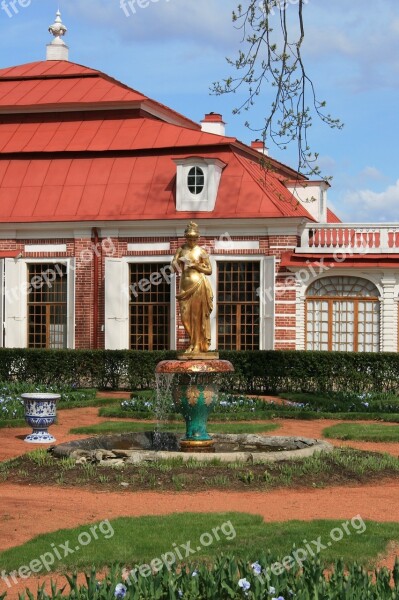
[[1, 19, 399, 353]]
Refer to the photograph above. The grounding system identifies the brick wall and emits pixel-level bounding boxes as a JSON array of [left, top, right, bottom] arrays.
[[0, 232, 300, 350]]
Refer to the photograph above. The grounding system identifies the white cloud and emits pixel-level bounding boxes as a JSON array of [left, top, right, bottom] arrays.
[[359, 167, 385, 181], [67, 0, 239, 48], [340, 180, 399, 222], [303, 0, 399, 91]]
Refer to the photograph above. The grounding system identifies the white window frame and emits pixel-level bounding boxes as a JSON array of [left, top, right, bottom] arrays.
[[210, 255, 275, 351], [174, 157, 225, 212], [4, 257, 75, 349], [105, 256, 176, 350]]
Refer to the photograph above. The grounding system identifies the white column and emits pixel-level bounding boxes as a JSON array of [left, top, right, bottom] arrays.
[[380, 276, 398, 352], [4, 258, 27, 348], [296, 280, 306, 350], [104, 258, 129, 350]]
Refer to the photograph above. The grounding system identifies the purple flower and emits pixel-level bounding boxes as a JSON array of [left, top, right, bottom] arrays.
[[114, 583, 127, 598], [238, 578, 251, 591]]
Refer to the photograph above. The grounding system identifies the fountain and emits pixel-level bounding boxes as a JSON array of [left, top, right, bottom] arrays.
[[52, 222, 332, 463], [155, 221, 234, 452]]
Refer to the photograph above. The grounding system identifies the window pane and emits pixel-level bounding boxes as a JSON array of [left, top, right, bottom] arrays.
[[217, 261, 260, 350], [306, 277, 380, 353], [129, 263, 170, 350], [27, 264, 68, 349]]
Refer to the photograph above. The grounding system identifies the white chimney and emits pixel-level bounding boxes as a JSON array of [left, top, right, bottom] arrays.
[[201, 113, 226, 136], [46, 10, 69, 61], [251, 140, 269, 156]]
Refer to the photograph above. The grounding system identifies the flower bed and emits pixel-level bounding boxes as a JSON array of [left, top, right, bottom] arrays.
[[0, 382, 96, 421]]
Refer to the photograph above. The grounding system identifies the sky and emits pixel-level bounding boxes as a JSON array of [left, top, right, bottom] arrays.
[[0, 0, 398, 223]]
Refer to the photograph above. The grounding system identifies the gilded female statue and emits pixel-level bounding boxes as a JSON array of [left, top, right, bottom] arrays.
[[172, 222, 213, 354]]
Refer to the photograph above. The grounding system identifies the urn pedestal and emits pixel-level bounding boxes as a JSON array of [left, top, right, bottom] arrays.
[[156, 359, 234, 452], [22, 393, 60, 444]]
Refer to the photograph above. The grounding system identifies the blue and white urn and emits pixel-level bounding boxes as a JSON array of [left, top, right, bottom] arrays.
[[22, 393, 60, 444]]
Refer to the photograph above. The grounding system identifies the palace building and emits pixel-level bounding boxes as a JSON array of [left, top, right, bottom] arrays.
[[0, 12, 398, 353]]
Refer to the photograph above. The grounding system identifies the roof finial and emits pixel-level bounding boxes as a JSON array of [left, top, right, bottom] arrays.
[[46, 9, 69, 61]]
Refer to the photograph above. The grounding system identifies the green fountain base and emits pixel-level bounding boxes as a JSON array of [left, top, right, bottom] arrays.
[[156, 358, 235, 452]]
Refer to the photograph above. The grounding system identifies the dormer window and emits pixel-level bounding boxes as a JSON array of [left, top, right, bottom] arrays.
[[174, 157, 226, 212], [188, 166, 205, 195]]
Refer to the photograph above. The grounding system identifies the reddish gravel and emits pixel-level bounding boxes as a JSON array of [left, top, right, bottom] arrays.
[[1, 404, 398, 599]]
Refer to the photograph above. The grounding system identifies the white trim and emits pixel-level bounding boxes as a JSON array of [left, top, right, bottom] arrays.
[[3, 257, 74, 349], [0, 259, 4, 347], [215, 240, 260, 251], [269, 246, 297, 249], [0, 217, 307, 239], [210, 255, 275, 350], [127, 243, 171, 252], [120, 256, 176, 350], [174, 158, 226, 212], [24, 244, 67, 253]]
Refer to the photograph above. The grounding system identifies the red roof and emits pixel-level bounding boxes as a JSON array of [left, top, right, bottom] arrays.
[[0, 112, 234, 154], [0, 151, 313, 223], [0, 60, 199, 129], [0, 59, 316, 224], [327, 208, 342, 223]]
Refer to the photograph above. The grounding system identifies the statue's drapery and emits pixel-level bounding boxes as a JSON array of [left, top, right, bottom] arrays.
[[176, 273, 213, 353]]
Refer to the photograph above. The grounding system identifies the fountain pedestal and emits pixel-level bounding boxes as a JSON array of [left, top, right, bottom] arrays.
[[156, 358, 234, 452]]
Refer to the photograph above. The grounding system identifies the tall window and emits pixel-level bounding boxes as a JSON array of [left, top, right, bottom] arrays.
[[217, 261, 260, 350], [27, 263, 68, 349], [306, 276, 380, 352], [129, 263, 170, 350]]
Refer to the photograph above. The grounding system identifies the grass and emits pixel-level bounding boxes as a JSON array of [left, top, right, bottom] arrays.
[[69, 421, 279, 435], [3, 448, 399, 491], [99, 405, 399, 422], [0, 419, 25, 429], [58, 397, 121, 410], [323, 423, 399, 442], [0, 513, 397, 574]]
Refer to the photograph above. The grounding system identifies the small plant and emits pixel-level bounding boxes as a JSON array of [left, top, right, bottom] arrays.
[[171, 474, 186, 490], [240, 470, 255, 485], [27, 449, 53, 467], [3, 555, 399, 599], [210, 475, 229, 486], [263, 470, 273, 485], [59, 457, 76, 471], [56, 474, 64, 486], [80, 463, 96, 478]]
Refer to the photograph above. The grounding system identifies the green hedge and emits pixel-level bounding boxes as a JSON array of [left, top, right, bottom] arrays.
[[1, 349, 399, 393]]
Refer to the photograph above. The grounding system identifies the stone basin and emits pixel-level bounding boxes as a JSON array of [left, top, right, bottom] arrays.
[[52, 432, 333, 465]]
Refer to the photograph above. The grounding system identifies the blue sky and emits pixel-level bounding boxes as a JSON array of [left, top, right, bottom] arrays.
[[0, 0, 398, 222]]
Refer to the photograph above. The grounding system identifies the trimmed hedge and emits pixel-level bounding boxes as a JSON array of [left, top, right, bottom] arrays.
[[1, 349, 399, 393]]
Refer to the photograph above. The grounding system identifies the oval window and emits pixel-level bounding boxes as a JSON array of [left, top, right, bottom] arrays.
[[187, 166, 205, 195]]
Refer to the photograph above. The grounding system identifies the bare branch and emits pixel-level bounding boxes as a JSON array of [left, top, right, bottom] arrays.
[[211, 0, 343, 179]]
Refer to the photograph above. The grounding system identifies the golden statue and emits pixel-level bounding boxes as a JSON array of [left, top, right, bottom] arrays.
[[172, 222, 213, 354]]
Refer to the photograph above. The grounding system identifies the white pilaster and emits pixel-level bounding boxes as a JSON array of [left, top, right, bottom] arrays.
[[380, 275, 398, 352]]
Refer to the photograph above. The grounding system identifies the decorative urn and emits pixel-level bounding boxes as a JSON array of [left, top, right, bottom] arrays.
[[22, 393, 60, 443]]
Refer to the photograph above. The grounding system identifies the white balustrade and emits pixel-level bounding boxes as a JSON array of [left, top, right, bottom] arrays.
[[298, 224, 399, 254]]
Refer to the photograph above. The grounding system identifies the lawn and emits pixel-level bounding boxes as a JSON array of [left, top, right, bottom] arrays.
[[69, 421, 279, 435], [323, 422, 399, 442], [0, 513, 395, 574]]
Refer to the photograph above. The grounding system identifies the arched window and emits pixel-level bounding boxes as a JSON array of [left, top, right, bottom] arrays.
[[306, 276, 380, 352]]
